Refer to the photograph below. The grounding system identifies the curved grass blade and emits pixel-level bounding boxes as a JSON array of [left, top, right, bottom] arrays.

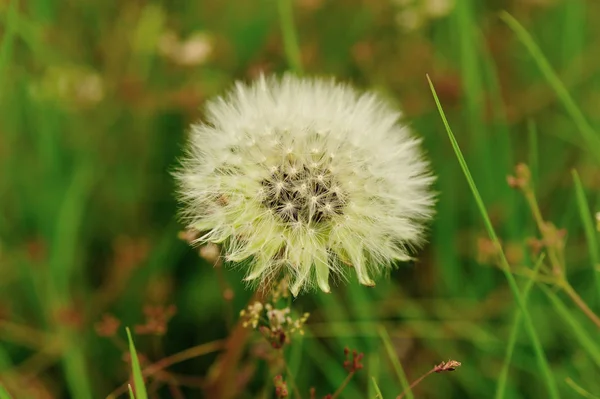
[[427, 75, 560, 399], [565, 378, 600, 399]]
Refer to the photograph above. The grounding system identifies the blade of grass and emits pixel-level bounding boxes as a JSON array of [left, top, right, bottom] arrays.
[[126, 327, 148, 399], [128, 384, 136, 399], [453, 0, 497, 296], [572, 169, 600, 302], [499, 11, 600, 164], [367, 351, 380, 399], [378, 325, 412, 399], [495, 253, 545, 399], [539, 285, 600, 368], [371, 377, 383, 399], [565, 377, 600, 399], [427, 74, 560, 399], [0, 385, 12, 399], [277, 0, 303, 73]]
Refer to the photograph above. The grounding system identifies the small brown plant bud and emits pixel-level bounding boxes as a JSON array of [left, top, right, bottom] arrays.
[[95, 313, 121, 337], [274, 375, 289, 398], [343, 348, 365, 373], [434, 359, 461, 373], [507, 163, 531, 190]]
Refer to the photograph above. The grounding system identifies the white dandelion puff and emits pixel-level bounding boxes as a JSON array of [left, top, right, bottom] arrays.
[[176, 74, 436, 296]]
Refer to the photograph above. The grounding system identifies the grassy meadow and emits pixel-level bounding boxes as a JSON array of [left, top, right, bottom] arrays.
[[1, 0, 600, 398]]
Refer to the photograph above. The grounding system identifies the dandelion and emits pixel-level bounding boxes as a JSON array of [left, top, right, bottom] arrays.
[[176, 74, 435, 295]]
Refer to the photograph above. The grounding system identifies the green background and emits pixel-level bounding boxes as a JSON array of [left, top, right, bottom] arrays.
[[1, 0, 600, 398]]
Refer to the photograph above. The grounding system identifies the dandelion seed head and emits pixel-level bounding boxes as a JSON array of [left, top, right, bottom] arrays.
[[176, 74, 436, 295]]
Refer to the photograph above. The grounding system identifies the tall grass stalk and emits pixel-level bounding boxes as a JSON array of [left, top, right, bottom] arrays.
[[427, 75, 561, 399]]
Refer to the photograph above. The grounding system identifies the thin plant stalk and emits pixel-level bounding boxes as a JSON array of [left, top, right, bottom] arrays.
[[329, 372, 355, 399]]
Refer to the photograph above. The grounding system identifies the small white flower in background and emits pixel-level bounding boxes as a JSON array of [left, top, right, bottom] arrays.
[[176, 74, 435, 296], [29, 66, 104, 107], [158, 30, 212, 66], [596, 212, 600, 232], [393, 0, 455, 32]]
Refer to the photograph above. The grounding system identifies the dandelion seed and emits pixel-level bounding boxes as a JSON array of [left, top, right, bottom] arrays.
[[176, 74, 436, 295]]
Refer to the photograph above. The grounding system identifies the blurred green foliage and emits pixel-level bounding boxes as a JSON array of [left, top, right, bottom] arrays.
[[1, 0, 600, 398]]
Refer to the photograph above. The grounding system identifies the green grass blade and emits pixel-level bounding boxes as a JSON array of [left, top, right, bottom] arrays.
[[495, 254, 545, 399], [277, 0, 303, 73], [539, 285, 600, 368], [499, 11, 600, 164], [371, 377, 384, 399], [0, 385, 12, 399], [126, 327, 148, 399], [565, 378, 600, 399], [572, 169, 600, 301], [128, 384, 136, 399], [427, 75, 560, 399], [0, 0, 18, 86], [378, 325, 412, 399]]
